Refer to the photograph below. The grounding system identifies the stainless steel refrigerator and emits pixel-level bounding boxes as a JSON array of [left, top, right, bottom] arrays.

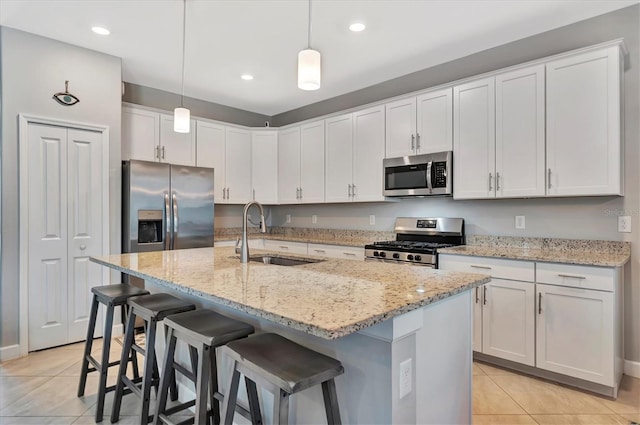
[[122, 160, 215, 288]]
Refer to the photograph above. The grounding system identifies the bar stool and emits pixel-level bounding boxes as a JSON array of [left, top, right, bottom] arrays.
[[154, 309, 255, 425], [77, 284, 150, 423], [111, 293, 196, 424], [220, 333, 344, 425]]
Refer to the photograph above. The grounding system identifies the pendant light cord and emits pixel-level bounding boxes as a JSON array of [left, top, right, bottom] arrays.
[[307, 0, 312, 48], [180, 0, 187, 107]]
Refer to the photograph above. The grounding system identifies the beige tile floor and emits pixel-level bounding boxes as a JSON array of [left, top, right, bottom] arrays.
[[0, 340, 638, 424]]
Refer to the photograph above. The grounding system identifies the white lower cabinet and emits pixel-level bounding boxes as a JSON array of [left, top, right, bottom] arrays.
[[308, 243, 364, 260], [263, 239, 308, 255]]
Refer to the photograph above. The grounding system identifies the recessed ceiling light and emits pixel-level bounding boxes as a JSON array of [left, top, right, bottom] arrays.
[[349, 23, 366, 32], [241, 74, 254, 81], [91, 26, 110, 36]]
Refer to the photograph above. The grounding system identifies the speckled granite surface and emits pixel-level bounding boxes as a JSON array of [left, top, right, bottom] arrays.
[[214, 227, 395, 247], [91, 247, 489, 340], [440, 236, 630, 267]]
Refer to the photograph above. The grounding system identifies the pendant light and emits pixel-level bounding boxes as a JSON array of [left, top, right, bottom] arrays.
[[174, 0, 190, 133], [298, 0, 321, 90]]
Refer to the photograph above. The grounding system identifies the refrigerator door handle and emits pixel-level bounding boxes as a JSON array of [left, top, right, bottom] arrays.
[[164, 192, 171, 250], [172, 192, 179, 249]]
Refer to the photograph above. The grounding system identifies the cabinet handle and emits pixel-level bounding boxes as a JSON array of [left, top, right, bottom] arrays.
[[483, 285, 487, 305], [475, 287, 480, 303], [343, 252, 357, 256], [348, 184, 352, 197], [496, 172, 501, 191], [161, 145, 165, 160], [314, 249, 326, 253], [226, 188, 230, 200], [557, 273, 586, 280], [488, 173, 493, 191], [416, 133, 421, 150], [411, 134, 415, 150], [300, 187, 303, 198], [155, 145, 160, 160], [548, 168, 552, 189], [470, 265, 492, 270], [538, 292, 542, 315], [279, 245, 289, 249], [352, 185, 356, 197], [222, 188, 226, 200]]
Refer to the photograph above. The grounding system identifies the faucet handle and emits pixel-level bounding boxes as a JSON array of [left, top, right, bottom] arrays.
[[235, 237, 241, 254]]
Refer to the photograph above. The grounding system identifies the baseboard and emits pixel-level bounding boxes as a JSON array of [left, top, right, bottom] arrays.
[[624, 359, 640, 378], [0, 344, 21, 362]]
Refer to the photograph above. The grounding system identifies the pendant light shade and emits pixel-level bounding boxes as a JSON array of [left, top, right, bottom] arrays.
[[173, 107, 190, 133], [298, 48, 321, 90], [174, 0, 190, 133]]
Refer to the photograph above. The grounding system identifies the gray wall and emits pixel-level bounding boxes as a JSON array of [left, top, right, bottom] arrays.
[[0, 27, 123, 348], [122, 82, 270, 127], [263, 5, 640, 363]]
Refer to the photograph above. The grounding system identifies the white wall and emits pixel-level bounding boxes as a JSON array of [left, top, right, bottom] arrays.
[[0, 27, 122, 348]]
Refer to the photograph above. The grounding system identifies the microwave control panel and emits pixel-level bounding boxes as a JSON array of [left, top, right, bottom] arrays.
[[433, 161, 448, 188]]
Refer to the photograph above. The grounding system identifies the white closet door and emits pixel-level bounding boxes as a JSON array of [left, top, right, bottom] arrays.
[[28, 124, 70, 351], [67, 129, 105, 342]]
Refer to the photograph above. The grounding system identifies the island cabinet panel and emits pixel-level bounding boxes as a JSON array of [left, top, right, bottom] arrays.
[[251, 130, 278, 204], [159, 114, 196, 166], [546, 45, 622, 196], [536, 283, 614, 386], [471, 285, 483, 352]]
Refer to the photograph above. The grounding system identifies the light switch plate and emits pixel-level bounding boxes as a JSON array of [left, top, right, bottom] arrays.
[[369, 215, 375, 225], [618, 216, 631, 233], [312, 215, 317, 224], [399, 358, 412, 399], [286, 214, 291, 224], [515, 216, 526, 229]]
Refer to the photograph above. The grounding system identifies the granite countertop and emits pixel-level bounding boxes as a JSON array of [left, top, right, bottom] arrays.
[[91, 247, 489, 340], [439, 236, 631, 267]]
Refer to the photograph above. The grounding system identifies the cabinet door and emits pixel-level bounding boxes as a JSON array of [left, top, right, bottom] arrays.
[[308, 243, 364, 260], [483, 279, 535, 366], [225, 127, 252, 204], [353, 105, 386, 202], [196, 121, 226, 203], [278, 127, 301, 204], [122, 107, 159, 162], [385, 97, 416, 158], [325, 113, 353, 203], [472, 285, 483, 352], [453, 77, 496, 199], [300, 121, 325, 203], [546, 46, 622, 196], [263, 239, 308, 255], [251, 131, 278, 204], [536, 283, 614, 386], [159, 114, 196, 166], [496, 65, 545, 198], [416, 88, 453, 154]]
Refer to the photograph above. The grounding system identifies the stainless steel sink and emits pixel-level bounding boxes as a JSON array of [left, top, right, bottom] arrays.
[[249, 255, 324, 266]]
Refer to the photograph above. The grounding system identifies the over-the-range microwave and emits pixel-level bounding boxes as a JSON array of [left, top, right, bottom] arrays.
[[383, 151, 452, 197]]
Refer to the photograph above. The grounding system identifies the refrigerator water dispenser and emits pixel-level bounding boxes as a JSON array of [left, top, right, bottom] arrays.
[[137, 210, 163, 244]]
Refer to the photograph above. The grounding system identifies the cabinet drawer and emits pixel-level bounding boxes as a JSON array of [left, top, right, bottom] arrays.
[[263, 239, 308, 255], [308, 243, 364, 260], [439, 255, 534, 281], [536, 263, 615, 292]]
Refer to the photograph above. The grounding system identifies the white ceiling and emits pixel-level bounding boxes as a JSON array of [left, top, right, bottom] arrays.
[[0, 0, 637, 116]]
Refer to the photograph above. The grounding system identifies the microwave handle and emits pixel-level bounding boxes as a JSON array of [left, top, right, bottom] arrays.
[[426, 161, 433, 193]]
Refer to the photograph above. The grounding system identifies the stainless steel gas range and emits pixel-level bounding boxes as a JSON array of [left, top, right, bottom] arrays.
[[365, 217, 464, 268]]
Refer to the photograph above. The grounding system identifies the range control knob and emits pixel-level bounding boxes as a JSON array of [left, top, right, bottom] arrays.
[[392, 253, 400, 259], [415, 255, 422, 261], [407, 254, 414, 261], [379, 252, 387, 258], [373, 251, 380, 257]]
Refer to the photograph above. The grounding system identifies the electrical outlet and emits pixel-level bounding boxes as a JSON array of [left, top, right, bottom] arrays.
[[312, 215, 317, 224], [286, 214, 291, 224], [515, 216, 526, 229], [618, 216, 631, 233], [399, 358, 412, 399], [369, 215, 375, 225]]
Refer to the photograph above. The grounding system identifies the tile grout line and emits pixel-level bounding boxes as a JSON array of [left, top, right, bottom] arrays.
[[484, 371, 533, 417]]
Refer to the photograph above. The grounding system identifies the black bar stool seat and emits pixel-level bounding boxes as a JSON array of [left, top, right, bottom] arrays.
[[77, 284, 150, 423], [220, 333, 344, 425], [155, 309, 255, 425], [111, 293, 196, 424]]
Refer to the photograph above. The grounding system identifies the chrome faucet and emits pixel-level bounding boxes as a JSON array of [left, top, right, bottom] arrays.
[[239, 201, 267, 263]]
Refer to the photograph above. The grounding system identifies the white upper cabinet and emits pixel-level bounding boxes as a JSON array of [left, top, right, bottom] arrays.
[[224, 127, 252, 204], [353, 105, 386, 201], [278, 127, 301, 204], [325, 113, 353, 203], [495, 65, 546, 198], [453, 77, 496, 199], [123, 107, 159, 162], [251, 130, 278, 204], [159, 114, 196, 166], [385, 88, 452, 158], [300, 121, 325, 203], [196, 121, 226, 202], [196, 121, 251, 204], [546, 45, 623, 196], [416, 88, 453, 154]]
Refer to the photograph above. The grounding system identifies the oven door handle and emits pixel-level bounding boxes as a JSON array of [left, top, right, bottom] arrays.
[[426, 161, 433, 193]]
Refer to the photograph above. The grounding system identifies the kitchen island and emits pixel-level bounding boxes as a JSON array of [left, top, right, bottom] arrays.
[[92, 247, 490, 424]]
